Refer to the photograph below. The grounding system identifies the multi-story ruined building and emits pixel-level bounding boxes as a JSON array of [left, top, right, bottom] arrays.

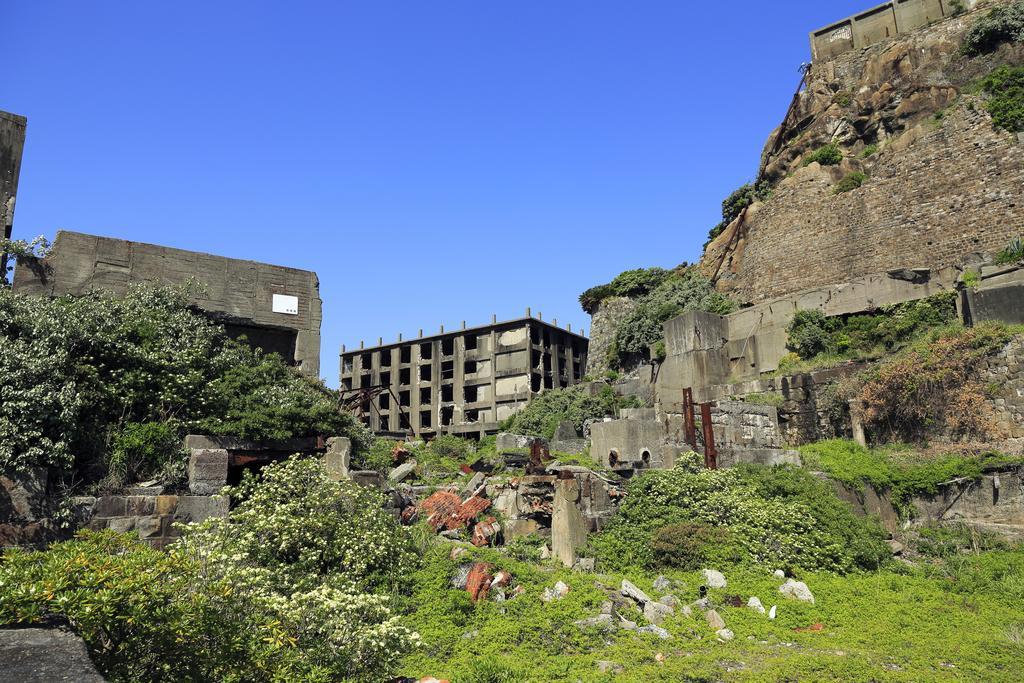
[[13, 230, 323, 376], [340, 314, 589, 439]]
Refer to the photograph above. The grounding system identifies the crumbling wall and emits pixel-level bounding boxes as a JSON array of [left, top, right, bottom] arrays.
[[982, 337, 1024, 439], [13, 230, 323, 376], [585, 296, 639, 376]]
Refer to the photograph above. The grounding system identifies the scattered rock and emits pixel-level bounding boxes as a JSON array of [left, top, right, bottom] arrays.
[[702, 569, 727, 589], [542, 580, 570, 602], [621, 579, 652, 606], [465, 562, 494, 602], [768, 605, 777, 620], [653, 575, 671, 592], [887, 540, 905, 556], [705, 609, 726, 631], [779, 579, 815, 604], [461, 630, 479, 640], [450, 564, 471, 589], [462, 471, 486, 496], [388, 460, 418, 483], [716, 628, 735, 642], [539, 544, 551, 560], [654, 652, 666, 664], [680, 604, 693, 618], [573, 558, 595, 572], [637, 625, 671, 640], [600, 600, 617, 617], [690, 597, 711, 612], [575, 614, 615, 631], [747, 597, 766, 614], [659, 594, 678, 608], [596, 661, 624, 674], [618, 616, 638, 631], [644, 601, 675, 626], [449, 546, 468, 561], [773, 569, 786, 579]]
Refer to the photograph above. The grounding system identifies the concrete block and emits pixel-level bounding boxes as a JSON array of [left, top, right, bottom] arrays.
[[323, 436, 352, 481], [174, 495, 229, 524], [552, 478, 588, 568], [155, 495, 178, 515], [188, 448, 229, 495], [126, 496, 155, 516], [135, 515, 163, 538], [92, 496, 127, 518], [350, 470, 384, 490], [107, 517, 137, 533]]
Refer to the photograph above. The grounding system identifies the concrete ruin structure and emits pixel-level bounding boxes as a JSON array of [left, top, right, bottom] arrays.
[[0, 110, 27, 277], [810, 0, 979, 61], [340, 315, 589, 439], [12, 230, 323, 376]]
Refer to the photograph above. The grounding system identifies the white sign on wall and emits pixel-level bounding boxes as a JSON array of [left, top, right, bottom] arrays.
[[272, 294, 299, 315]]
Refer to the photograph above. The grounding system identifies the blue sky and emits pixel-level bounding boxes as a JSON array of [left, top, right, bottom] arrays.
[[6, 1, 869, 385]]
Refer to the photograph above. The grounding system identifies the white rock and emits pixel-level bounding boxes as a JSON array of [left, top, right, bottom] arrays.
[[716, 628, 735, 642], [747, 596, 766, 614], [637, 625, 671, 640], [768, 605, 777, 620], [542, 580, 570, 602], [621, 579, 652, 605], [773, 569, 786, 578], [702, 569, 727, 589], [705, 609, 726, 630], [779, 579, 815, 604], [653, 575, 671, 592], [644, 601, 674, 625]]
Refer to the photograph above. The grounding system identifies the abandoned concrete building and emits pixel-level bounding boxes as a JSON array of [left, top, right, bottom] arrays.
[[12, 230, 323, 376], [340, 314, 589, 438], [810, 0, 980, 60]]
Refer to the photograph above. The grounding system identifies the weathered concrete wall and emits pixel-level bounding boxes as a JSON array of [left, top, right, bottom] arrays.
[[13, 230, 322, 375], [982, 337, 1024, 439], [0, 111, 26, 245], [705, 5, 1024, 307], [586, 296, 639, 377], [589, 419, 668, 470], [810, 0, 980, 61], [966, 263, 1024, 326]]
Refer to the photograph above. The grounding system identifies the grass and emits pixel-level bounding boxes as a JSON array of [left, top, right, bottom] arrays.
[[799, 439, 1024, 517], [399, 542, 1024, 682]]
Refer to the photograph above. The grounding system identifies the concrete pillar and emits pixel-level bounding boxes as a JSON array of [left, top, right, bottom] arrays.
[[849, 401, 867, 448], [188, 449, 228, 495], [552, 477, 588, 567], [323, 437, 352, 480]]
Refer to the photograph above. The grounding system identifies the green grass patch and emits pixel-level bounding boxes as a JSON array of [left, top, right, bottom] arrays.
[[800, 439, 1024, 517]]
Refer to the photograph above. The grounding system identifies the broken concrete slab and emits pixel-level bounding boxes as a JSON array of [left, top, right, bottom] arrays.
[[389, 460, 418, 483], [323, 436, 352, 481], [0, 627, 105, 682], [552, 478, 588, 567]]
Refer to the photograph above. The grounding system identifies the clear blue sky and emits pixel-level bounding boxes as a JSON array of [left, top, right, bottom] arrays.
[[7, 1, 869, 385]]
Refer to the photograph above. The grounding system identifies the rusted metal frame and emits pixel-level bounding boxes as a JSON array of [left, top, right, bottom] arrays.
[[339, 384, 410, 433], [700, 402, 718, 470], [683, 388, 697, 450]]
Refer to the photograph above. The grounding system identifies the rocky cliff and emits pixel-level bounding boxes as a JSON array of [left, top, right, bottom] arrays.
[[702, 0, 1024, 304]]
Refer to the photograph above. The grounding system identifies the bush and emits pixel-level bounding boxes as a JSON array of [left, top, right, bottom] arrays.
[[802, 143, 843, 167], [706, 181, 773, 245], [106, 420, 186, 490], [980, 65, 1024, 132], [612, 268, 735, 362], [996, 236, 1024, 265], [860, 144, 879, 158], [961, 1, 1024, 56], [649, 522, 736, 570], [578, 267, 672, 314], [0, 284, 368, 480], [835, 171, 867, 194], [851, 323, 1014, 442], [785, 293, 958, 361], [502, 384, 634, 438], [590, 456, 888, 573], [0, 458, 419, 681]]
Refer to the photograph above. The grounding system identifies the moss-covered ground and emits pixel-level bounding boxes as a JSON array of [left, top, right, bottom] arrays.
[[399, 543, 1024, 682]]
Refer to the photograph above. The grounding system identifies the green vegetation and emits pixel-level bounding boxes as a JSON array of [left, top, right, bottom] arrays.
[[850, 322, 1019, 443], [800, 439, 1024, 517], [961, 1, 1024, 56], [859, 143, 879, 158], [0, 236, 50, 285], [0, 458, 418, 682], [981, 65, 1024, 132], [611, 267, 735, 366], [997, 235, 1024, 264], [0, 284, 367, 485], [834, 171, 867, 194], [740, 392, 785, 408], [589, 454, 888, 574], [801, 143, 843, 167], [705, 181, 773, 245], [962, 269, 982, 288], [578, 267, 673, 314], [501, 383, 641, 439], [784, 292, 958, 361]]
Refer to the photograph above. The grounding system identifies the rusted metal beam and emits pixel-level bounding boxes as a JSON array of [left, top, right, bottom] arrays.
[[700, 402, 718, 470], [683, 388, 697, 449]]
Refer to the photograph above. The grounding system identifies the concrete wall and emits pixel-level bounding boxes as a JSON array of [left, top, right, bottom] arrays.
[[586, 296, 639, 376], [810, 0, 977, 61], [12, 230, 322, 375], [341, 317, 588, 438], [966, 263, 1024, 326], [0, 111, 27, 271], [589, 418, 667, 470]]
